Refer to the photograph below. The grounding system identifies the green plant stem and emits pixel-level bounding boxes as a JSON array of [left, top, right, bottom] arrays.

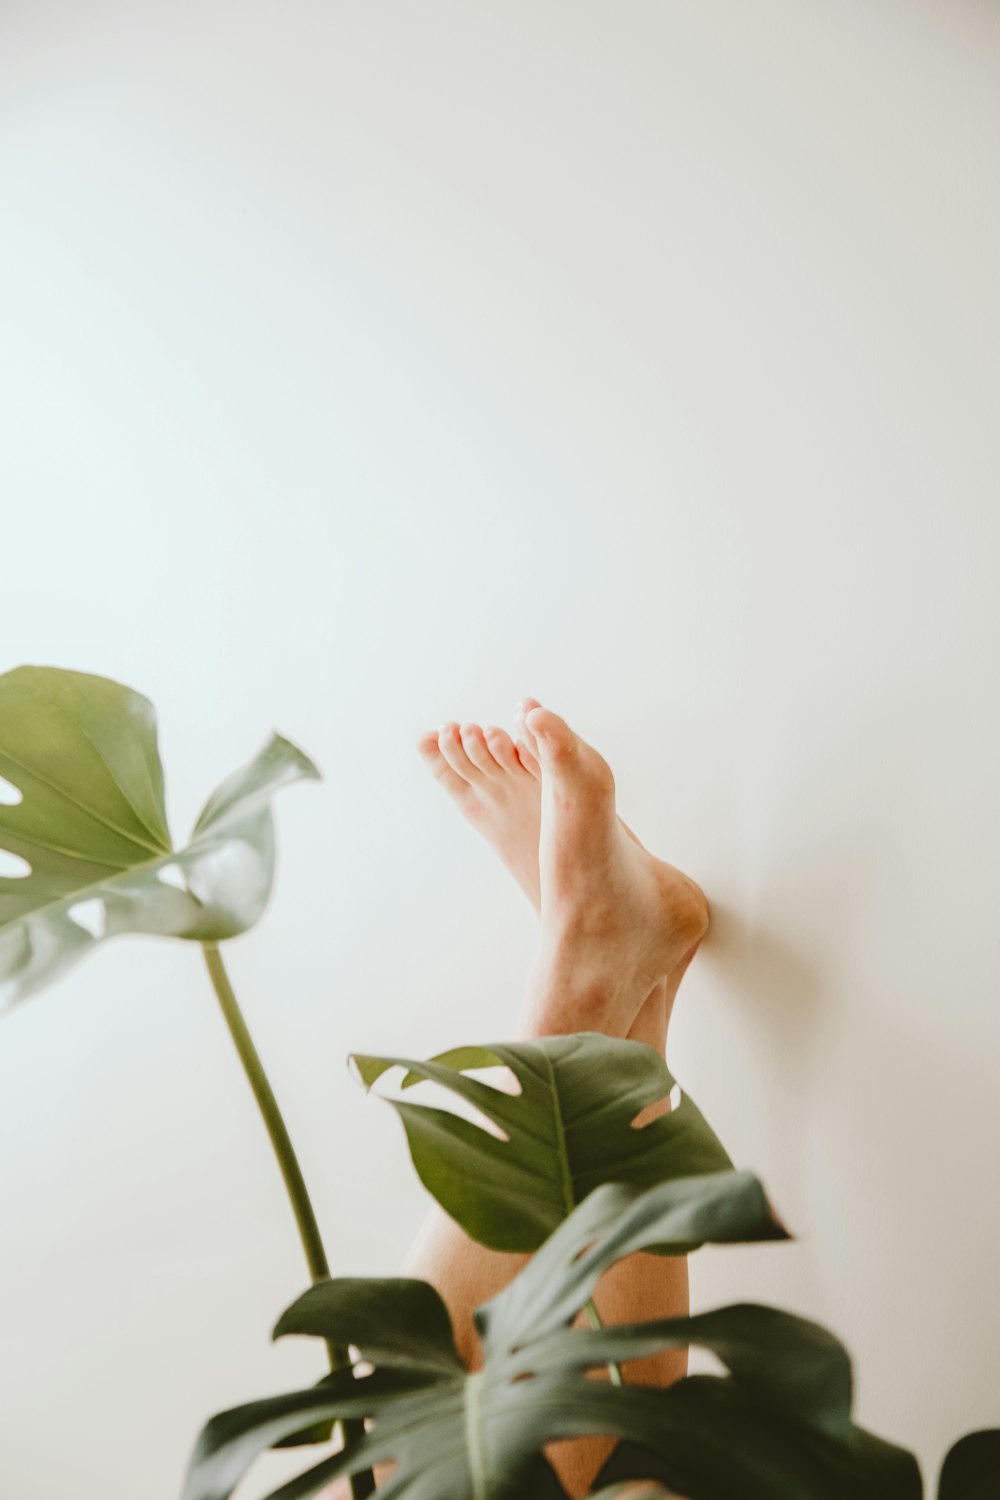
[[201, 943, 375, 1500], [584, 1298, 623, 1387], [203, 943, 330, 1282]]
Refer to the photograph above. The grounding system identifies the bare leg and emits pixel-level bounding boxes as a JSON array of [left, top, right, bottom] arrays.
[[334, 703, 708, 1497], [400, 961, 697, 1495]]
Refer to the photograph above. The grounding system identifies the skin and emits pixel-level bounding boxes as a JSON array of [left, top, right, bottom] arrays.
[[330, 700, 709, 1498]]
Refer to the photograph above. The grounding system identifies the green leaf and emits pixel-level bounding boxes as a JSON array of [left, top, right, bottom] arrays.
[[939, 1430, 1000, 1500], [589, 1386, 921, 1500], [477, 1172, 787, 1349], [519, 1304, 852, 1441], [183, 1172, 920, 1500], [275, 1278, 465, 1377], [182, 1367, 419, 1500], [0, 665, 319, 1010], [351, 1033, 734, 1251]]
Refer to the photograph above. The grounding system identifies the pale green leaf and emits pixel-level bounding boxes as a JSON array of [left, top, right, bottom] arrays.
[[0, 665, 319, 1010]]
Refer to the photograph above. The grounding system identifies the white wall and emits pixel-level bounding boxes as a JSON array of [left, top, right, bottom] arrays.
[[1, 2, 998, 1494]]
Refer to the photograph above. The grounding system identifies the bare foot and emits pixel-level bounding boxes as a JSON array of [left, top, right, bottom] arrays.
[[417, 721, 543, 905], [517, 702, 708, 1038], [419, 701, 708, 1039], [416, 704, 667, 910]]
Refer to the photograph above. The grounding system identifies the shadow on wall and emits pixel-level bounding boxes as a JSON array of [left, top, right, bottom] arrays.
[[699, 863, 1000, 1453], [706, 899, 829, 1076], [683, 794, 895, 1207]]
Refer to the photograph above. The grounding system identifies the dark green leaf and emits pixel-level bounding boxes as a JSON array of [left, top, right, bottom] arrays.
[[351, 1034, 733, 1251], [590, 1382, 921, 1500], [181, 1367, 421, 1500], [523, 1303, 851, 1440], [183, 1172, 915, 1500], [939, 1430, 1000, 1500], [275, 1278, 464, 1377], [477, 1172, 786, 1348]]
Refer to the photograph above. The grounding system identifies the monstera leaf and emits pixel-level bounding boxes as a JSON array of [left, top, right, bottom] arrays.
[[351, 1034, 733, 1251], [939, 1430, 1000, 1499], [0, 665, 319, 1010], [591, 1415, 922, 1500], [183, 1170, 919, 1500]]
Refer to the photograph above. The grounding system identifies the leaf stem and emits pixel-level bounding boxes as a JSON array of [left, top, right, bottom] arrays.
[[583, 1298, 623, 1387], [203, 943, 330, 1282], [201, 943, 375, 1500]]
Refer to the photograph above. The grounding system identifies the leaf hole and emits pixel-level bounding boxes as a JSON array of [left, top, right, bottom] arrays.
[[376, 1069, 512, 1142], [414, 1084, 511, 1142], [474, 1064, 521, 1097], [630, 1085, 681, 1130], [68, 898, 106, 939], [688, 1346, 727, 1378], [0, 849, 31, 879], [0, 775, 22, 806], [158, 863, 188, 892]]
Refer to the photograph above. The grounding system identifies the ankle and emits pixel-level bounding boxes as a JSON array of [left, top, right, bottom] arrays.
[[519, 939, 652, 1039]]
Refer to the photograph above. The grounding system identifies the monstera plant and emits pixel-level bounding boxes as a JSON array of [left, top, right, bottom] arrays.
[[0, 665, 995, 1500]]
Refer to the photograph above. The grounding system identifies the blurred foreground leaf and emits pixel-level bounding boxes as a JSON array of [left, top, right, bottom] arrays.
[[938, 1430, 1000, 1500], [180, 1171, 924, 1500]]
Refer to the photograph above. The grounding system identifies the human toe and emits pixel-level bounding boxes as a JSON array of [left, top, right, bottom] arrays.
[[460, 723, 499, 776], [484, 725, 525, 775], [437, 722, 480, 782], [417, 730, 469, 798]]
